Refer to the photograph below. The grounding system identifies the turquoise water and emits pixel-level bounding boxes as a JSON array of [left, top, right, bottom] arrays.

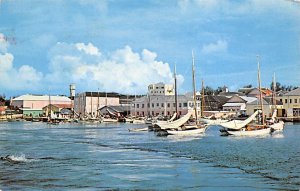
[[0, 122, 299, 190]]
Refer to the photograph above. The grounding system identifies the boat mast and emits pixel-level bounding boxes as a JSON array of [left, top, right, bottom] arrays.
[[201, 79, 205, 118], [192, 51, 198, 123], [272, 73, 276, 111], [174, 64, 178, 118], [257, 56, 264, 125]]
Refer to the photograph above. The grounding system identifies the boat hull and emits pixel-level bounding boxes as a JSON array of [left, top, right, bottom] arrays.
[[226, 127, 271, 136], [167, 127, 207, 136]]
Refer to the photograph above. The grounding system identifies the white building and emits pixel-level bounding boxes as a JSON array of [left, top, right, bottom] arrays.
[[131, 83, 201, 117]]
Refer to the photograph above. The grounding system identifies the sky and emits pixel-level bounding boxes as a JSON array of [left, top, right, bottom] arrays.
[[0, 0, 299, 97]]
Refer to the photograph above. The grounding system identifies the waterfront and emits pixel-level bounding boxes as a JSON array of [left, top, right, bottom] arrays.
[[0, 122, 299, 190]]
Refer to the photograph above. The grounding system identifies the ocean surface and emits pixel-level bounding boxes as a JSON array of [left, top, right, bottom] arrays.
[[0, 121, 299, 190]]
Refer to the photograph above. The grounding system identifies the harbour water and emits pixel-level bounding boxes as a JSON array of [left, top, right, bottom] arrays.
[[0, 122, 299, 190]]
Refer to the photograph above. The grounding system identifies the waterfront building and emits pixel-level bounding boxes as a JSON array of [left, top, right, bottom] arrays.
[[222, 95, 257, 114], [131, 83, 201, 117], [277, 88, 300, 118], [42, 104, 72, 118], [11, 94, 71, 117], [131, 94, 201, 117], [74, 92, 120, 117], [246, 97, 283, 117]]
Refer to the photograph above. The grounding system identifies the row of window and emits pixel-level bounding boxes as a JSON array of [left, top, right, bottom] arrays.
[[280, 98, 300, 104], [135, 110, 201, 117], [134, 102, 200, 108], [150, 91, 165, 94]]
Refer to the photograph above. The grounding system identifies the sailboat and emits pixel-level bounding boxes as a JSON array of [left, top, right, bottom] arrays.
[[167, 51, 208, 135], [268, 73, 284, 131], [223, 56, 271, 136]]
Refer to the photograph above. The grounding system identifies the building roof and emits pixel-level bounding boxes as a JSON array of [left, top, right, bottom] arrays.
[[223, 103, 245, 107], [133, 95, 193, 103], [246, 97, 282, 105], [43, 104, 72, 109], [99, 105, 130, 113], [284, 88, 300, 96], [13, 94, 71, 102]]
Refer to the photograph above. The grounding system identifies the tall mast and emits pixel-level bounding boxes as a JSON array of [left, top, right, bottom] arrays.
[[257, 55, 264, 125], [192, 51, 198, 123], [174, 64, 178, 118], [272, 73, 276, 110], [201, 79, 205, 117]]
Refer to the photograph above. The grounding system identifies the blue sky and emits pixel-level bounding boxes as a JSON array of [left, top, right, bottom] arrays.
[[0, 0, 299, 97]]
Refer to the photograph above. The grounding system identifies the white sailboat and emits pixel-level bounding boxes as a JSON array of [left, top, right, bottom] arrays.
[[167, 51, 207, 135], [224, 56, 271, 136]]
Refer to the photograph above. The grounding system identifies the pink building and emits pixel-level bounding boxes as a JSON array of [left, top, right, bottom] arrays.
[[11, 94, 72, 109], [11, 94, 72, 117], [74, 92, 120, 117]]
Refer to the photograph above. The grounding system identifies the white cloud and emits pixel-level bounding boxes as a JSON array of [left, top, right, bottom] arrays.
[[46, 43, 183, 94], [201, 40, 228, 55], [75, 42, 101, 56], [0, 33, 43, 90]]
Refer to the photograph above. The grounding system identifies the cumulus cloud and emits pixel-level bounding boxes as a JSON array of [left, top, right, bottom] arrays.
[[1, 33, 183, 94], [201, 40, 228, 55], [46, 43, 183, 94], [0, 33, 43, 90], [75, 42, 101, 56]]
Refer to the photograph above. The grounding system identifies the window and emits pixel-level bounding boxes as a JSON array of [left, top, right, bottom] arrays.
[[152, 111, 154, 116], [167, 111, 170, 115], [280, 99, 282, 103], [137, 112, 139, 116], [285, 99, 288, 104], [142, 111, 144, 116], [161, 103, 164, 107], [179, 111, 182, 115], [290, 99, 292, 104], [179, 103, 182, 107], [152, 103, 154, 108], [183, 103, 187, 107], [142, 104, 144, 108], [147, 103, 150, 108], [167, 103, 170, 108], [137, 104, 139, 108], [156, 103, 159, 107], [295, 99, 297, 104], [173, 103, 176, 107]]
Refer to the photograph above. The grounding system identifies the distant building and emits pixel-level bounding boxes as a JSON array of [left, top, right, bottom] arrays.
[[74, 92, 120, 117], [277, 88, 300, 118], [131, 94, 201, 117], [42, 104, 72, 118], [11, 94, 71, 117], [246, 97, 283, 117], [148, 82, 175, 96], [222, 95, 257, 114]]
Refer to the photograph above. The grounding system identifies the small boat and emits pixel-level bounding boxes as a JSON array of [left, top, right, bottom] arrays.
[[226, 126, 271, 136], [128, 127, 148, 132], [167, 124, 208, 136], [101, 117, 118, 123], [221, 57, 272, 137]]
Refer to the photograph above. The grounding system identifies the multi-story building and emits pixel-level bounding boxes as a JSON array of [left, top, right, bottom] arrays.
[[74, 92, 120, 117], [131, 83, 201, 117], [277, 88, 300, 118]]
